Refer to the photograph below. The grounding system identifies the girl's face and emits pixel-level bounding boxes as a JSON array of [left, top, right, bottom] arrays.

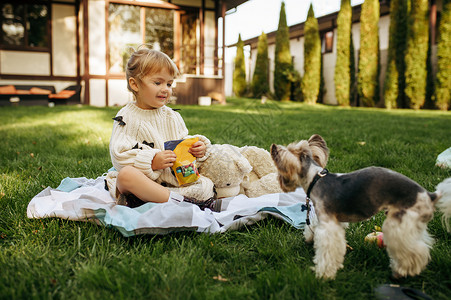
[[130, 68, 174, 110]]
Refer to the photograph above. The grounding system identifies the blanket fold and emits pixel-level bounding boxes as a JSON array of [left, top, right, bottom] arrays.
[[27, 176, 313, 236]]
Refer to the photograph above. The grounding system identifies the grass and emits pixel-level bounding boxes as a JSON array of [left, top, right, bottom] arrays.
[[0, 98, 450, 299]]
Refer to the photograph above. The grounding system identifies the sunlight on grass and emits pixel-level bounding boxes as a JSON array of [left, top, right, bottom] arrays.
[[0, 100, 450, 299], [2, 110, 112, 132]]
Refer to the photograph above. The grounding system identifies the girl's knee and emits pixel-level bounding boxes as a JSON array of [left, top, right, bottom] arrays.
[[117, 166, 138, 190], [118, 165, 135, 178]]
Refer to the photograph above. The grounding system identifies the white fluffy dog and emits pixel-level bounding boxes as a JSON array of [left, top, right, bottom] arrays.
[[270, 134, 451, 279]]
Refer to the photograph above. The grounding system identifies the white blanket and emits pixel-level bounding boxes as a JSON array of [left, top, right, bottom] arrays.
[[27, 176, 313, 237]]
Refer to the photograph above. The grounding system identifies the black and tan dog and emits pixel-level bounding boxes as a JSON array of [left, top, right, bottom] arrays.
[[271, 134, 451, 279]]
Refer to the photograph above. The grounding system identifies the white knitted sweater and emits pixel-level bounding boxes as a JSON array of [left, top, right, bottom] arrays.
[[109, 102, 211, 188]]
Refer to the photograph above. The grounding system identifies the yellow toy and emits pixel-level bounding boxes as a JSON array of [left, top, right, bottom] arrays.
[[164, 137, 200, 186]]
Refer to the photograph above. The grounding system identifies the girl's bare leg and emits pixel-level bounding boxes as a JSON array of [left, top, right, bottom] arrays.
[[116, 166, 170, 203]]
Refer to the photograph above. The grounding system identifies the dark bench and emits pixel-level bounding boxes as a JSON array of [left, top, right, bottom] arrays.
[[0, 84, 81, 106], [48, 85, 82, 105], [0, 85, 55, 106]]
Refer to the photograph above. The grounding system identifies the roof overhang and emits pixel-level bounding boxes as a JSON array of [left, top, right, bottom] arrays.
[[237, 0, 390, 49], [224, 0, 248, 11]]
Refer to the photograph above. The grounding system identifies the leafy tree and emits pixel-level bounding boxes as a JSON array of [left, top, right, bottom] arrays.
[[273, 1, 292, 100], [334, 0, 352, 106], [301, 4, 321, 104], [251, 32, 269, 98], [435, 0, 451, 110], [233, 34, 246, 97], [358, 0, 380, 106], [384, 0, 408, 108], [405, 0, 429, 109]]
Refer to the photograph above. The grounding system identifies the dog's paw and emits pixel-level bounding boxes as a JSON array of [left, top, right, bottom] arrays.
[[311, 266, 339, 280], [390, 271, 407, 282], [303, 226, 314, 243]]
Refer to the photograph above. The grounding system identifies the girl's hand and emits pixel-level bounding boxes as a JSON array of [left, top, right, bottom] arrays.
[[152, 150, 177, 170], [189, 141, 206, 158]]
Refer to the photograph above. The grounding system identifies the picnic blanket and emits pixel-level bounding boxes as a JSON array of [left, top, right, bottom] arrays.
[[436, 147, 451, 169], [27, 176, 313, 237]]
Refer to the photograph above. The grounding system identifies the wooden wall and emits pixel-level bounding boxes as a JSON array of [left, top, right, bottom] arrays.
[[175, 76, 224, 105]]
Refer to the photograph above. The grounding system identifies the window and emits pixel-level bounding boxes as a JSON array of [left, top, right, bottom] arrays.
[[108, 3, 174, 73], [321, 30, 334, 54], [144, 7, 174, 57], [180, 11, 197, 74], [1, 2, 49, 50]]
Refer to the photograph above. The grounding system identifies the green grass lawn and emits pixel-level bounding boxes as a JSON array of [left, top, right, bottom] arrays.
[[1, 98, 450, 299]]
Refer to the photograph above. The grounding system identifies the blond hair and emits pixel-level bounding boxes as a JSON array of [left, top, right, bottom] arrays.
[[126, 46, 180, 94]]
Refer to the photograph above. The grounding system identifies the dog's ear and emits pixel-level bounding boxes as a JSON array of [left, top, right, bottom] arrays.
[[308, 134, 329, 168], [308, 134, 326, 147], [271, 144, 285, 170], [271, 143, 301, 176], [270, 144, 279, 160]]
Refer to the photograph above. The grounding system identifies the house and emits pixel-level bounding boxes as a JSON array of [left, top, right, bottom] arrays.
[[239, 0, 442, 105], [0, 0, 248, 106]]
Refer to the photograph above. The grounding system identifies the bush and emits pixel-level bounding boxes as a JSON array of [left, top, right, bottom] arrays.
[[334, 0, 352, 106], [233, 34, 247, 97], [252, 32, 269, 98], [273, 1, 292, 101], [358, 0, 380, 107], [301, 4, 321, 104]]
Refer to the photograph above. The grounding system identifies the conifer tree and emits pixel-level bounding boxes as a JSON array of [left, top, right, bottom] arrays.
[[405, 0, 429, 109], [358, 0, 380, 106], [251, 32, 269, 98], [435, 0, 451, 110], [317, 55, 326, 103], [350, 33, 357, 105], [384, 0, 408, 108], [334, 0, 352, 106], [425, 37, 435, 108], [301, 4, 321, 104], [273, 1, 291, 100], [233, 34, 246, 97]]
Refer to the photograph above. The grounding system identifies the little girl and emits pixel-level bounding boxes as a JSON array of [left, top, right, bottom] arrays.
[[106, 47, 219, 211]]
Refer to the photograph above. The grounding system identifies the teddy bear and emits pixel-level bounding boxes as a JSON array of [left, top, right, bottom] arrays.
[[239, 145, 283, 198], [197, 144, 251, 198], [197, 144, 282, 198]]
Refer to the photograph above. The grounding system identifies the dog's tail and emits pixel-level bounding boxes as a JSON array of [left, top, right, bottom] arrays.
[[435, 177, 451, 232]]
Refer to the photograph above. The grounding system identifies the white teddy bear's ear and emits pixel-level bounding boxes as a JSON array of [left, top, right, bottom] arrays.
[[236, 157, 252, 175]]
